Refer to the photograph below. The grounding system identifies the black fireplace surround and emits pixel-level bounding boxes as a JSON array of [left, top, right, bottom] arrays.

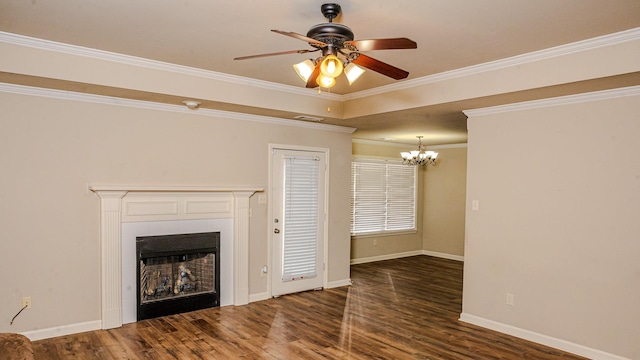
[[136, 232, 220, 321]]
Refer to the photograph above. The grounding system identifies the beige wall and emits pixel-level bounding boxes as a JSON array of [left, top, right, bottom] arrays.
[[350, 141, 467, 262], [423, 146, 467, 257], [0, 90, 353, 334], [462, 91, 640, 359]]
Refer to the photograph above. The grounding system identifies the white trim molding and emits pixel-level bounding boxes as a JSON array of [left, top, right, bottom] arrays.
[[350, 251, 463, 265], [248, 292, 270, 303], [0, 82, 356, 134], [0, 31, 342, 101], [346, 27, 640, 100], [350, 250, 423, 265], [459, 313, 631, 360], [90, 185, 262, 330], [21, 320, 102, 342], [464, 85, 640, 117], [422, 250, 464, 262], [3, 27, 638, 102], [327, 279, 353, 288], [352, 138, 467, 150]]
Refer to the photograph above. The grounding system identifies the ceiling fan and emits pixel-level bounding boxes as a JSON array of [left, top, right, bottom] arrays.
[[234, 3, 417, 89]]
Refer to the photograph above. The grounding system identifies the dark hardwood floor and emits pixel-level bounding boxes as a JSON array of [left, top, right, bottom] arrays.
[[33, 256, 586, 359]]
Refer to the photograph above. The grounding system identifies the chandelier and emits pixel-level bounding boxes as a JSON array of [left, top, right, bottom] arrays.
[[401, 136, 438, 166]]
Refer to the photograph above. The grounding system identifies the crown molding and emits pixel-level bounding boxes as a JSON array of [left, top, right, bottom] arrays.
[[0, 31, 342, 102], [2, 27, 638, 104], [345, 27, 640, 100], [426, 143, 468, 150], [352, 138, 467, 149], [463, 85, 640, 117], [0, 82, 356, 134], [351, 154, 404, 163], [352, 138, 412, 148]]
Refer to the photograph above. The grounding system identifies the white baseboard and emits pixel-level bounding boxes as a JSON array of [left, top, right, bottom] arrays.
[[21, 320, 102, 341], [350, 250, 423, 265], [327, 278, 352, 288], [249, 279, 352, 303], [249, 292, 270, 303], [422, 250, 464, 262], [459, 313, 630, 360]]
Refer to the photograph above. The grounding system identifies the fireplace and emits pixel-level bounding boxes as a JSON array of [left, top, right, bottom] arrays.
[[91, 186, 261, 329], [136, 232, 220, 321]]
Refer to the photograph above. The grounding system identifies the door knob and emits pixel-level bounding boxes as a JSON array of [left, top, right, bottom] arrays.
[[274, 228, 280, 234]]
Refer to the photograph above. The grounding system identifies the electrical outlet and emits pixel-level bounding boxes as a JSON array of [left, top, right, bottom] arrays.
[[506, 293, 514, 306], [261, 265, 268, 277], [373, 239, 378, 247], [22, 297, 32, 309]]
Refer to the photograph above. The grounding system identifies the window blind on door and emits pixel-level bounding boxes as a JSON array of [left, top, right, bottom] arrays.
[[282, 155, 320, 282]]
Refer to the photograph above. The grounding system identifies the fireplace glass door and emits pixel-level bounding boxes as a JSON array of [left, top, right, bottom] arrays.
[[136, 232, 220, 321]]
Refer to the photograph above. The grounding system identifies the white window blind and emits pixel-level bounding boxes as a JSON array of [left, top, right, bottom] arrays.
[[351, 159, 416, 235], [282, 155, 319, 282]]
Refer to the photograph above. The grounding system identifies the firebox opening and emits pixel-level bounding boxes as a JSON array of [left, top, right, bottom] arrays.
[[136, 232, 220, 321]]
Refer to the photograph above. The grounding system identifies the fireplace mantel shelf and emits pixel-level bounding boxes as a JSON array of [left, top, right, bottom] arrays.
[[90, 185, 264, 193]]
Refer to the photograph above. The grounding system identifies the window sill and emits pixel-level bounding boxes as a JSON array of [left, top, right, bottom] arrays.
[[351, 229, 417, 239]]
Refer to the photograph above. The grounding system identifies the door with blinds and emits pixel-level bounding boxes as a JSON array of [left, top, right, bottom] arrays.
[[271, 148, 326, 297]]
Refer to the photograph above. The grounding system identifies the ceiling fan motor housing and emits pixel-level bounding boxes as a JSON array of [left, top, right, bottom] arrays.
[[308, 3, 354, 53], [307, 23, 354, 49]]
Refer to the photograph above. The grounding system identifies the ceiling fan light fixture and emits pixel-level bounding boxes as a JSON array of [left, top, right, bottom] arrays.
[[316, 74, 336, 88], [293, 59, 315, 82], [320, 54, 344, 78], [234, 4, 417, 90], [344, 63, 365, 85]]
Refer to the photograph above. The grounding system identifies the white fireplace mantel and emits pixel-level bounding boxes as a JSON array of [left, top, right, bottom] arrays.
[[90, 185, 262, 329]]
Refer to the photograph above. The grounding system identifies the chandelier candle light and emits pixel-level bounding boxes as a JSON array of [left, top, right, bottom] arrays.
[[401, 136, 438, 166]]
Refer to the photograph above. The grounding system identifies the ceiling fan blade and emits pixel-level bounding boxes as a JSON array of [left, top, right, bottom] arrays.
[[271, 30, 327, 47], [351, 53, 409, 80], [234, 49, 319, 60], [345, 38, 417, 51], [306, 62, 322, 88]]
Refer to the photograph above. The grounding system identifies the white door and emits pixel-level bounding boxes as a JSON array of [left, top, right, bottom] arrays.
[[271, 148, 326, 297]]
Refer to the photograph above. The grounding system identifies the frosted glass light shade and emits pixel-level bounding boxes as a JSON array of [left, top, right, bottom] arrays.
[[316, 75, 336, 88], [319, 55, 343, 78], [293, 60, 315, 82], [344, 63, 365, 85]]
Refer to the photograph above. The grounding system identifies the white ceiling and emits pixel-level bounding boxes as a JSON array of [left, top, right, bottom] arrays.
[[1, 0, 640, 145]]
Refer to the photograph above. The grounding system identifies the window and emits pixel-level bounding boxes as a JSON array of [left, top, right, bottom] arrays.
[[350, 158, 417, 235]]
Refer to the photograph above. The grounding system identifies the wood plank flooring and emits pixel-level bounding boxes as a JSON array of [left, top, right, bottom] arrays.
[[32, 256, 587, 359]]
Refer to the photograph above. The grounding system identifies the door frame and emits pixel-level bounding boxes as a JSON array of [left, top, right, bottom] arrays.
[[267, 143, 330, 297]]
